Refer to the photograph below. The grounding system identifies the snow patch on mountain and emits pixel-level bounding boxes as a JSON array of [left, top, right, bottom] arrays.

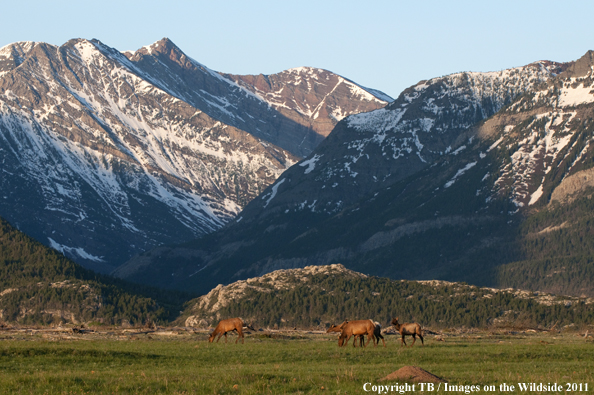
[[488, 74, 592, 207], [262, 178, 286, 208], [299, 154, 322, 174], [529, 184, 544, 206], [444, 162, 477, 188], [346, 107, 406, 133], [48, 238, 105, 262], [558, 81, 594, 107]]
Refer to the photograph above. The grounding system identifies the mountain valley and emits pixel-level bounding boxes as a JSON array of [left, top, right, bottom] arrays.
[[116, 52, 594, 298]]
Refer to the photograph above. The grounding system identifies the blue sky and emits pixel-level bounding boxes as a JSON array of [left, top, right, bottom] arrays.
[[2, 0, 593, 98]]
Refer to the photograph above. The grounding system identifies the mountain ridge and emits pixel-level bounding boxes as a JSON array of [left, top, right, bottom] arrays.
[[0, 37, 389, 273], [223, 66, 392, 138]]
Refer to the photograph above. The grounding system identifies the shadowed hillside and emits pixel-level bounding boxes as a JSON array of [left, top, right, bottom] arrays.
[[0, 216, 188, 326]]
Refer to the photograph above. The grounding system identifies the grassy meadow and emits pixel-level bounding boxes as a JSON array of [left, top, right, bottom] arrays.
[[0, 329, 592, 394]]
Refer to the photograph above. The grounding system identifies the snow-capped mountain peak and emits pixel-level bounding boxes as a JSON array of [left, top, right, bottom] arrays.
[[0, 37, 391, 273], [0, 38, 296, 271]]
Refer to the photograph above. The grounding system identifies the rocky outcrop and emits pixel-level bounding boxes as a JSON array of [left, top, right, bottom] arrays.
[[188, 264, 364, 316], [550, 168, 594, 203]]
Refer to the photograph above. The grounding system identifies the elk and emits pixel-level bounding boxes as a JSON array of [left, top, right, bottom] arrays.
[[328, 320, 385, 347], [327, 321, 359, 347], [208, 318, 254, 344], [391, 317, 424, 347], [326, 322, 346, 334], [337, 320, 377, 347], [352, 321, 386, 347]]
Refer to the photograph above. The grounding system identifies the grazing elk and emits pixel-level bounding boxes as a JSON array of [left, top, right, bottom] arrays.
[[326, 322, 346, 334], [208, 318, 254, 344], [391, 317, 424, 347], [328, 320, 386, 347], [337, 320, 377, 347], [328, 321, 359, 347]]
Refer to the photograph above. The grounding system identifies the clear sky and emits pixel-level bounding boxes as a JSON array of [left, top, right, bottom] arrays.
[[2, 0, 593, 99]]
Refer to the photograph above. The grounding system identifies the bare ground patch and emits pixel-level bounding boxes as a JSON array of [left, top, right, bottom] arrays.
[[380, 365, 447, 383]]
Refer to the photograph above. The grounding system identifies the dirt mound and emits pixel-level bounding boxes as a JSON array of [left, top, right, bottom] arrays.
[[380, 366, 446, 383]]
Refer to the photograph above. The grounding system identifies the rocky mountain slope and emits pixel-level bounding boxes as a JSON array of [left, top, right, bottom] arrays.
[[0, 38, 389, 273], [223, 67, 392, 139], [182, 264, 594, 329], [232, 60, 568, 219], [125, 40, 390, 157], [118, 57, 593, 294]]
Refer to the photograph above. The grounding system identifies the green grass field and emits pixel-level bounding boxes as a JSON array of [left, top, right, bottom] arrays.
[[0, 329, 592, 394]]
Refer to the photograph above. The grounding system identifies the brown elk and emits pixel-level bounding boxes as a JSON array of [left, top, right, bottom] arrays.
[[337, 320, 377, 347], [328, 320, 385, 347], [352, 321, 386, 347], [327, 321, 359, 347], [391, 317, 424, 347], [208, 318, 254, 344], [326, 322, 346, 334]]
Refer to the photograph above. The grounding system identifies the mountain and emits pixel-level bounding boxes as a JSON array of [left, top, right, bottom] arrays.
[[116, 55, 594, 297], [223, 67, 393, 139], [181, 264, 594, 329], [0, 215, 182, 326], [0, 38, 389, 273], [231, 60, 568, 218], [124, 40, 391, 157]]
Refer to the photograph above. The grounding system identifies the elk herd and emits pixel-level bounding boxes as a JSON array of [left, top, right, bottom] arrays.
[[208, 317, 424, 347]]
